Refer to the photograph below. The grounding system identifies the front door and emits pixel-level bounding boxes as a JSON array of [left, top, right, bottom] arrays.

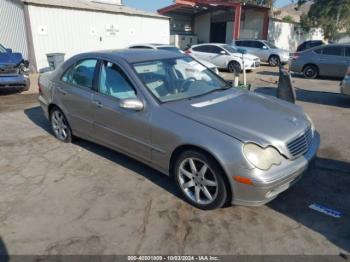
[[54, 58, 99, 136], [92, 60, 152, 161]]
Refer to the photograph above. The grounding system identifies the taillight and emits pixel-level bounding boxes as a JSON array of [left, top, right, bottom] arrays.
[[347, 67, 350, 76], [291, 52, 300, 60], [185, 49, 192, 55]]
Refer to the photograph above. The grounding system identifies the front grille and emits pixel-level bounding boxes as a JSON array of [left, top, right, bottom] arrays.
[[287, 127, 313, 157]]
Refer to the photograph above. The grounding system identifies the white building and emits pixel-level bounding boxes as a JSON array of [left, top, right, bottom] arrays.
[[0, 0, 170, 71]]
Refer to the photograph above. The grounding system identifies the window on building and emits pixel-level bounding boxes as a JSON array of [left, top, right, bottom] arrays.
[[99, 61, 137, 100], [61, 59, 98, 89], [322, 46, 343, 56]]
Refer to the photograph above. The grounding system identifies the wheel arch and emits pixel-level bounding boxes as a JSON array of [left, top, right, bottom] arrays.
[[268, 54, 280, 60], [169, 144, 233, 203]]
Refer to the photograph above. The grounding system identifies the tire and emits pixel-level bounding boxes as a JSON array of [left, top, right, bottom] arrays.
[[228, 61, 241, 74], [268, 55, 280, 67], [303, 65, 318, 79], [174, 150, 228, 210], [50, 107, 73, 143]]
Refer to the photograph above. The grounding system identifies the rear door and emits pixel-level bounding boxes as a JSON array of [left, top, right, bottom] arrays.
[[54, 58, 98, 136], [92, 60, 152, 161], [317, 46, 347, 77]]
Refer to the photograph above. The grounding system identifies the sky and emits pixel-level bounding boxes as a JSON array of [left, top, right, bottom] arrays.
[[123, 0, 293, 13]]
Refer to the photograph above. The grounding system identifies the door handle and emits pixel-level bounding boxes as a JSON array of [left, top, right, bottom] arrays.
[[93, 100, 103, 108], [57, 87, 67, 95]]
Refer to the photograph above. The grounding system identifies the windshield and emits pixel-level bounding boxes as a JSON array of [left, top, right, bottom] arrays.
[[263, 41, 278, 49], [222, 45, 238, 53], [133, 57, 229, 103], [0, 44, 6, 53], [157, 46, 184, 54]]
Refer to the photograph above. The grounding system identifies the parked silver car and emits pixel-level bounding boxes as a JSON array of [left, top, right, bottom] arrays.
[[341, 67, 350, 95], [38, 49, 319, 210], [290, 44, 350, 79], [234, 39, 290, 66], [188, 43, 260, 73], [128, 43, 219, 74]]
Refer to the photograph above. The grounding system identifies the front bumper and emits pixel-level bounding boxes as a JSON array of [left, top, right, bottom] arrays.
[[0, 74, 30, 91], [232, 131, 320, 206]]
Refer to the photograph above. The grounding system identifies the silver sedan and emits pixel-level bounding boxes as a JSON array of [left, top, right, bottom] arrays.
[[38, 49, 319, 210]]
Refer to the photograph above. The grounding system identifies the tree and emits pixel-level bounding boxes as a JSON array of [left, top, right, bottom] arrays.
[[282, 15, 295, 23], [297, 0, 350, 40]]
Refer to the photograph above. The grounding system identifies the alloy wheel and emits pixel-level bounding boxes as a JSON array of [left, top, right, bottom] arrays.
[[51, 110, 69, 141], [178, 158, 218, 205]]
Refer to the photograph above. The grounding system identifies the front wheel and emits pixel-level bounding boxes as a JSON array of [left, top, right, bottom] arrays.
[[228, 61, 241, 74], [268, 55, 280, 67], [174, 150, 228, 210], [50, 107, 73, 143]]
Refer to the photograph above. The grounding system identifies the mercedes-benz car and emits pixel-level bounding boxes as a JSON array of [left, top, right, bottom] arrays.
[[38, 49, 319, 210]]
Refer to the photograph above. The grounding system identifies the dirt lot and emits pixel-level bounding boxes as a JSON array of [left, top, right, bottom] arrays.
[[0, 66, 349, 256]]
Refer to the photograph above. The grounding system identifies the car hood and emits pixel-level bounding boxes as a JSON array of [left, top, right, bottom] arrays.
[[0, 52, 23, 66], [164, 89, 311, 150]]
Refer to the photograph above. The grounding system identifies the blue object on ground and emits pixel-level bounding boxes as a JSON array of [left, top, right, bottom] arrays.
[[309, 203, 343, 218]]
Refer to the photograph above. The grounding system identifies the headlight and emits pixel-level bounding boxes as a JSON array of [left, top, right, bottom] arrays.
[[243, 143, 283, 170]]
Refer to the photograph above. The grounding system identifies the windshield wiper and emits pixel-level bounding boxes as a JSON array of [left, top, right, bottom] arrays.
[[188, 86, 230, 100]]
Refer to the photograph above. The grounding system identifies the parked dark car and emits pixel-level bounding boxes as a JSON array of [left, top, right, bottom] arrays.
[[290, 44, 350, 79], [296, 40, 325, 52], [0, 44, 30, 91]]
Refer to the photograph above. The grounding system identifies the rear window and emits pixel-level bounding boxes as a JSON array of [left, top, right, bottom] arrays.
[[192, 45, 211, 53]]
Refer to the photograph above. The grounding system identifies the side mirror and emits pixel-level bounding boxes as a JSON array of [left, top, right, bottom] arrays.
[[262, 46, 268, 50], [220, 50, 227, 55], [6, 48, 12, 53], [120, 98, 144, 111]]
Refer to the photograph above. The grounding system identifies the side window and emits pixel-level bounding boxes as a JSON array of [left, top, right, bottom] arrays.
[[210, 46, 224, 54], [235, 41, 243, 47], [322, 46, 343, 56], [345, 47, 350, 57], [99, 61, 137, 100], [252, 41, 264, 48], [193, 45, 211, 53], [61, 59, 98, 89], [129, 46, 152, 49]]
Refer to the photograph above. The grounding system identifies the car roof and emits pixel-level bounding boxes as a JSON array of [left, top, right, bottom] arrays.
[[128, 44, 176, 49], [81, 49, 185, 63]]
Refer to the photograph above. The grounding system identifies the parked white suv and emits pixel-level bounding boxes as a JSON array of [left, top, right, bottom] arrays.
[[187, 43, 260, 73], [128, 44, 219, 74], [234, 40, 290, 66]]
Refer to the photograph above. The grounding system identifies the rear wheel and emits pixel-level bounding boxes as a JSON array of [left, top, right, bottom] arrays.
[[50, 107, 72, 143], [268, 55, 280, 67], [228, 61, 241, 74], [174, 150, 228, 210], [303, 65, 318, 79]]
